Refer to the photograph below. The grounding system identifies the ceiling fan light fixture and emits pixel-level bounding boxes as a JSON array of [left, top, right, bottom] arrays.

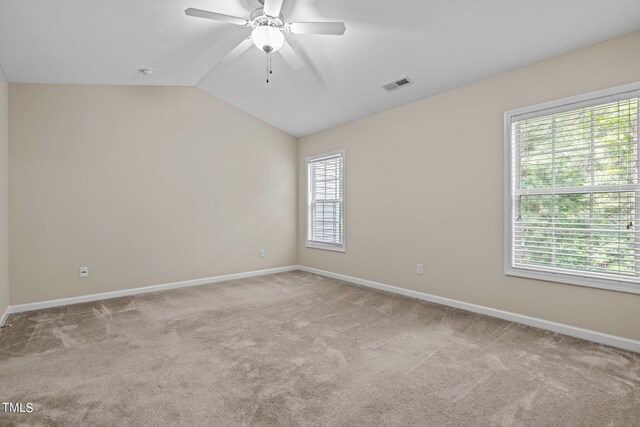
[[252, 25, 284, 53], [184, 1, 347, 82]]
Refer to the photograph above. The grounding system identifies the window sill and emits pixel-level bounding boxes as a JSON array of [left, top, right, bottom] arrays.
[[505, 266, 640, 295], [305, 242, 346, 253]]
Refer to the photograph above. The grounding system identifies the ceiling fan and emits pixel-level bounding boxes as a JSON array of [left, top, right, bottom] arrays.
[[185, 0, 346, 82]]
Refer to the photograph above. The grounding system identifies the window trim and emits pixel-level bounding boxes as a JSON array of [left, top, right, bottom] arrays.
[[504, 81, 640, 295], [305, 149, 346, 253]]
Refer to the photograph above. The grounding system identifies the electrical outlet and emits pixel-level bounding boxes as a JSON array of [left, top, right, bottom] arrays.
[[80, 267, 88, 278], [259, 249, 266, 258], [416, 264, 424, 275]]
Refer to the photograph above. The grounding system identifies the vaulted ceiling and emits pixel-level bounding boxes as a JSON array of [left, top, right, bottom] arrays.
[[1, 0, 639, 136]]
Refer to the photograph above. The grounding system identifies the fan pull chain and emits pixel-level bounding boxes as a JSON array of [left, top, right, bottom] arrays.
[[265, 51, 274, 83]]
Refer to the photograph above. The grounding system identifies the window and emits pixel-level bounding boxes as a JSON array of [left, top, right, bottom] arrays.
[[505, 83, 640, 294], [306, 150, 345, 252]]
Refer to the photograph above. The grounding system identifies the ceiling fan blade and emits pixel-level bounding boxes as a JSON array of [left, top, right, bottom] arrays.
[[220, 36, 254, 64], [279, 40, 304, 70], [185, 8, 248, 26], [263, 0, 284, 18], [287, 22, 346, 35]]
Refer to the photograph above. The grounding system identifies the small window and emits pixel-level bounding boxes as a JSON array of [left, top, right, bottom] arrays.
[[306, 150, 345, 252], [505, 83, 640, 294]]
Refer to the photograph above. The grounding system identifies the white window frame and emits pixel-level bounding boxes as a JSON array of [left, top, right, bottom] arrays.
[[306, 150, 346, 253], [504, 81, 640, 295]]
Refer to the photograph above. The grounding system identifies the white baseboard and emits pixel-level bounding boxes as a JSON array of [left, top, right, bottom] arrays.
[[299, 266, 640, 354], [7, 265, 300, 316], [4, 264, 638, 353], [0, 305, 10, 328]]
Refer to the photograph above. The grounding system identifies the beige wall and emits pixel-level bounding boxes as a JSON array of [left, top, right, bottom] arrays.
[[0, 83, 9, 315], [298, 31, 640, 341], [9, 84, 297, 305]]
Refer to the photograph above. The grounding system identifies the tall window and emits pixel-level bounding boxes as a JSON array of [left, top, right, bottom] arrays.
[[306, 151, 345, 252], [506, 84, 640, 293]]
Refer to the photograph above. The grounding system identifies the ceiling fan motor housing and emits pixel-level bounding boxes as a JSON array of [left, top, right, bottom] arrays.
[[250, 8, 284, 28]]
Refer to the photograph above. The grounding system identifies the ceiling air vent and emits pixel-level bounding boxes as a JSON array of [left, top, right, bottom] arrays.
[[382, 76, 414, 92]]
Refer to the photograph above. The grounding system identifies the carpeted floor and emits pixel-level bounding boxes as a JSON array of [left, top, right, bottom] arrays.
[[0, 271, 639, 426]]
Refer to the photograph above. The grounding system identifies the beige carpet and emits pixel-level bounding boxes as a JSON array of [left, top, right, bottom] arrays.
[[0, 271, 639, 426]]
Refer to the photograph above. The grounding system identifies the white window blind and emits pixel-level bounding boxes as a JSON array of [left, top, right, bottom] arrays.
[[307, 151, 345, 251], [508, 91, 640, 291]]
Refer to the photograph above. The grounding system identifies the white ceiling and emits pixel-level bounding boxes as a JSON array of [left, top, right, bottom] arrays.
[[1, 0, 639, 136]]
